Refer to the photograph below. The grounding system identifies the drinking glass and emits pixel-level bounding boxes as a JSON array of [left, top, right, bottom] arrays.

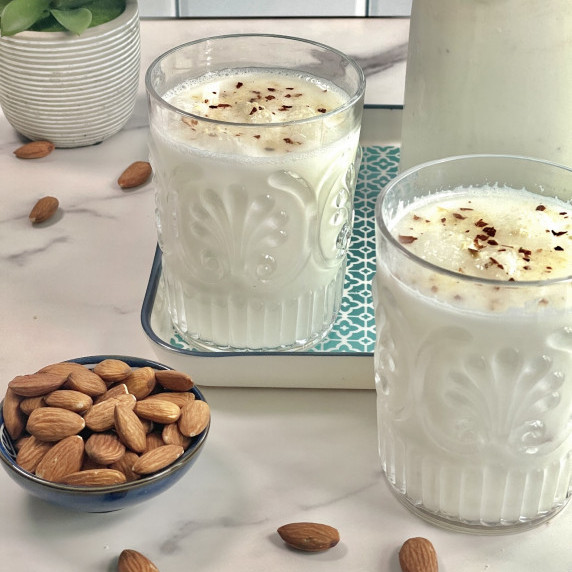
[[146, 34, 365, 351], [374, 154, 572, 532]]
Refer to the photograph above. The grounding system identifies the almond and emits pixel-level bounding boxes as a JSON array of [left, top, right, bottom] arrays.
[[154, 370, 194, 392], [3, 388, 26, 440], [118, 549, 160, 572], [14, 140, 55, 159], [132, 444, 184, 475], [162, 422, 191, 449], [277, 522, 340, 552], [399, 537, 439, 572], [16, 435, 52, 472], [26, 407, 85, 441], [117, 161, 152, 189], [94, 382, 128, 404], [64, 367, 107, 397], [178, 399, 210, 437], [44, 389, 92, 413], [8, 372, 68, 397], [29, 196, 59, 224], [84, 393, 136, 432], [110, 451, 141, 482], [144, 432, 165, 452], [114, 404, 147, 453], [134, 399, 181, 424], [146, 391, 195, 407], [38, 361, 88, 376], [123, 367, 156, 400], [93, 359, 132, 383], [60, 468, 127, 486], [35, 435, 84, 482], [85, 432, 125, 465], [19, 396, 45, 416]]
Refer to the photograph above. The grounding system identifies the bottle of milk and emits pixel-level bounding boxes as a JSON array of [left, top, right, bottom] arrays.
[[399, 0, 572, 171]]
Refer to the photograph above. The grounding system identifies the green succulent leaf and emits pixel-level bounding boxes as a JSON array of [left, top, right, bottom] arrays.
[[1, 0, 50, 36], [51, 0, 94, 9], [49, 6, 91, 34]]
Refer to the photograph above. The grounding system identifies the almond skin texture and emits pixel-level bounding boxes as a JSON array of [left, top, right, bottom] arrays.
[[162, 422, 192, 449], [118, 161, 152, 189], [85, 432, 126, 465], [44, 389, 92, 413], [8, 372, 68, 397], [118, 549, 160, 572], [94, 383, 128, 404], [146, 391, 195, 407], [14, 140, 54, 159], [145, 432, 165, 452], [123, 367, 156, 400], [154, 370, 194, 392], [29, 196, 59, 224], [178, 399, 210, 437], [399, 537, 439, 572], [60, 468, 127, 486], [35, 435, 84, 482], [93, 359, 132, 383], [132, 444, 184, 475], [64, 367, 107, 397], [110, 451, 141, 482], [3, 388, 26, 440], [114, 404, 147, 453], [16, 435, 52, 472], [277, 522, 340, 552], [26, 407, 85, 441], [134, 399, 181, 424], [84, 394, 136, 432], [19, 396, 45, 416]]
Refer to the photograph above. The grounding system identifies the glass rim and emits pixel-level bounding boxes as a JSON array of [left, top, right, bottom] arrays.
[[376, 153, 572, 288], [144, 33, 366, 129]]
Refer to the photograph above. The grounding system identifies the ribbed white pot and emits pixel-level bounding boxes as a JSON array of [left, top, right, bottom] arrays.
[[0, 0, 140, 148]]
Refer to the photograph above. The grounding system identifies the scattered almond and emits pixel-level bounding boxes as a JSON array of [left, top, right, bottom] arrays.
[[64, 367, 108, 397], [277, 522, 340, 552], [29, 196, 59, 224], [117, 161, 152, 189], [162, 422, 191, 449], [123, 367, 156, 400], [399, 537, 439, 572], [118, 549, 160, 572], [132, 444, 184, 475], [14, 140, 55, 159], [146, 391, 194, 407], [84, 394, 136, 432]]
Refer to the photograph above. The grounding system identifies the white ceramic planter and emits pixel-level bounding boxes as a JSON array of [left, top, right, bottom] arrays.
[[0, 0, 141, 148]]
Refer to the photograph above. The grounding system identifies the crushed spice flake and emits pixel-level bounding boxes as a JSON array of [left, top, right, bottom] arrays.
[[536, 205, 546, 211], [398, 235, 418, 244], [453, 212, 467, 220]]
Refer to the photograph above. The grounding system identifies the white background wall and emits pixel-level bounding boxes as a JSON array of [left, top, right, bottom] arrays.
[[137, 0, 412, 18]]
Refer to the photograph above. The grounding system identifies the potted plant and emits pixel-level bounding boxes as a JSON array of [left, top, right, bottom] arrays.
[[0, 0, 140, 147]]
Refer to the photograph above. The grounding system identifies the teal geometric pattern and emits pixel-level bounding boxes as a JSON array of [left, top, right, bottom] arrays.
[[167, 146, 400, 354], [311, 145, 400, 353]]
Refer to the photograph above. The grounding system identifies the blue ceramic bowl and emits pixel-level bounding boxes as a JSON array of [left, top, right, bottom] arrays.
[[0, 355, 210, 512]]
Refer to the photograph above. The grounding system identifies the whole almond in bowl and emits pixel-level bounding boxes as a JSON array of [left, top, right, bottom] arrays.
[[0, 355, 210, 512]]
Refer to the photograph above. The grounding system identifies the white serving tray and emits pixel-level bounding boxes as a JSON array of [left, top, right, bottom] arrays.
[[140, 145, 400, 388]]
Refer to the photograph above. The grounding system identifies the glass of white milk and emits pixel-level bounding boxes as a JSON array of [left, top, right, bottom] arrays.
[[374, 154, 572, 532], [146, 35, 365, 351]]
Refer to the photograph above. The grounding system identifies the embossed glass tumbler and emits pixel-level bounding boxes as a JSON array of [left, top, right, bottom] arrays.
[[146, 34, 365, 351], [374, 155, 572, 533]]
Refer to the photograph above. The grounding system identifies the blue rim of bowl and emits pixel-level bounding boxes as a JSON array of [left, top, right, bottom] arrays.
[[0, 355, 210, 495]]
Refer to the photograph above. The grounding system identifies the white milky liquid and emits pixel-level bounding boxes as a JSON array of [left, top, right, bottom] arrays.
[[375, 186, 572, 527], [151, 70, 361, 350]]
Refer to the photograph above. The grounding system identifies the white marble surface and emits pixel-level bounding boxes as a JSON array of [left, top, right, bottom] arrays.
[[0, 17, 571, 572]]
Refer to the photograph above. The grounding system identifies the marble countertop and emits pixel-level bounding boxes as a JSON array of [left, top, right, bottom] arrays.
[[1, 17, 571, 572]]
